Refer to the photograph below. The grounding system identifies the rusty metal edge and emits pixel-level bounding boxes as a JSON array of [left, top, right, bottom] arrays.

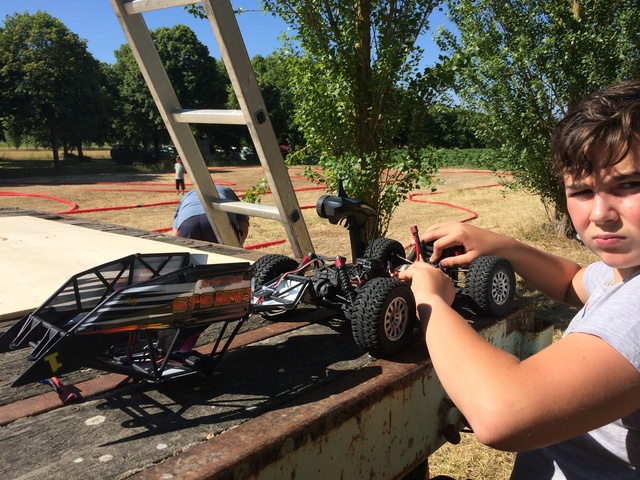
[[130, 306, 548, 480], [131, 346, 431, 480]]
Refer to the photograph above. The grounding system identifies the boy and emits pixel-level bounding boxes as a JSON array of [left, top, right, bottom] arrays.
[[398, 80, 640, 478]]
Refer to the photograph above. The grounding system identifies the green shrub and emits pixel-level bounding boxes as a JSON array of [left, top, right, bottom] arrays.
[[429, 148, 507, 170]]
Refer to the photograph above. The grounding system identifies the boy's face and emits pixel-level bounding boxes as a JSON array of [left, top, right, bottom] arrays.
[[565, 147, 640, 279]]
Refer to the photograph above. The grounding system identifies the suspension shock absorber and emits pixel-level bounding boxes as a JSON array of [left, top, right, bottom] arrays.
[[335, 256, 357, 306]]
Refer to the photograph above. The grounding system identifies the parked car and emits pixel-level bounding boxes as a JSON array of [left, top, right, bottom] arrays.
[[110, 145, 146, 165], [279, 145, 291, 158], [141, 145, 177, 164], [154, 145, 177, 161]]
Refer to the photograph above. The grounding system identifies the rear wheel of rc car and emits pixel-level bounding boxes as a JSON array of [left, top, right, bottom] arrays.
[[365, 238, 406, 268], [252, 254, 299, 289], [406, 240, 437, 263], [351, 277, 416, 357], [462, 256, 515, 317], [407, 241, 463, 264]]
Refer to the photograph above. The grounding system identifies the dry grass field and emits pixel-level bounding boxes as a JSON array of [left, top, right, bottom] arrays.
[[0, 148, 597, 479]]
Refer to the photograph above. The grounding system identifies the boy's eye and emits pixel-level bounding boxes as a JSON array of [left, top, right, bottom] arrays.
[[619, 181, 640, 190], [568, 189, 592, 197]]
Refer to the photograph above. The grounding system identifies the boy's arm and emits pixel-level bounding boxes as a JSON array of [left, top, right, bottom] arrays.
[[422, 294, 640, 452], [399, 264, 640, 452], [421, 222, 587, 307]]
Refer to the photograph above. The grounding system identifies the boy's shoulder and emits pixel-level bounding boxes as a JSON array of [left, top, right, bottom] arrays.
[[582, 262, 613, 294], [585, 261, 609, 277]]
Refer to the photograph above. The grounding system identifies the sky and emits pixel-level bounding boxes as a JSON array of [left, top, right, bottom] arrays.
[[0, 1, 452, 68]]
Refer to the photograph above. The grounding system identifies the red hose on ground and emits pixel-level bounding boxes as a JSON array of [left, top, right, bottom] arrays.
[[61, 201, 179, 215], [0, 192, 78, 211], [408, 193, 479, 223], [245, 239, 287, 250], [2, 169, 504, 250]]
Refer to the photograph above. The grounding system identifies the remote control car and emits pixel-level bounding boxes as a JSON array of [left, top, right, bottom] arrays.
[[0, 184, 515, 396]]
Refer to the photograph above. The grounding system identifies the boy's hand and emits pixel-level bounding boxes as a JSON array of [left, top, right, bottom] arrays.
[[396, 262, 456, 306], [421, 222, 507, 268]]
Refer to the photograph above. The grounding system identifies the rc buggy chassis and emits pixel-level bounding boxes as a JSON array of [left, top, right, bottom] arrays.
[[0, 185, 515, 395]]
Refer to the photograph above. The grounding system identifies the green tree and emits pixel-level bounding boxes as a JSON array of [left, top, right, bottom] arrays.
[[251, 54, 302, 147], [220, 53, 299, 152], [184, 6, 301, 150], [261, 0, 440, 236], [437, 0, 640, 232], [112, 24, 228, 153], [0, 11, 111, 167], [112, 44, 156, 148], [401, 103, 484, 149], [59, 59, 115, 158]]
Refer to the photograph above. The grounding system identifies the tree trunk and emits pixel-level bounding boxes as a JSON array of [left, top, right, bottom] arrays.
[[353, 0, 374, 157], [50, 124, 61, 169], [353, 0, 383, 214], [553, 188, 576, 238]]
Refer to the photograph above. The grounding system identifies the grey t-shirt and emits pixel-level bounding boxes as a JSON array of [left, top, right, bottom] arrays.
[[511, 262, 640, 479]]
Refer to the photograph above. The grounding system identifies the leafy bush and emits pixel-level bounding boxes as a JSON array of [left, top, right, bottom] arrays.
[[429, 148, 508, 170]]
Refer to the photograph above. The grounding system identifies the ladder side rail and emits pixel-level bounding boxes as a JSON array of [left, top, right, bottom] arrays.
[[111, 0, 241, 246], [201, 0, 314, 258]]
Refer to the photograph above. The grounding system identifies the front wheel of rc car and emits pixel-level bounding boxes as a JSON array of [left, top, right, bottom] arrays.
[[462, 256, 515, 317], [252, 254, 301, 319], [351, 277, 417, 358], [252, 254, 299, 289]]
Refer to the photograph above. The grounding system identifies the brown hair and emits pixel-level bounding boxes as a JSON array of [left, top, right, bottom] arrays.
[[551, 80, 640, 179]]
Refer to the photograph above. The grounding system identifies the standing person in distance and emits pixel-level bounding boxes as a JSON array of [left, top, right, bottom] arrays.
[[174, 156, 186, 195], [398, 80, 640, 479]]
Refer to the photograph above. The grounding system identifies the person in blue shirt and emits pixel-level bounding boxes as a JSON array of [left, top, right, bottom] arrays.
[[171, 186, 249, 245]]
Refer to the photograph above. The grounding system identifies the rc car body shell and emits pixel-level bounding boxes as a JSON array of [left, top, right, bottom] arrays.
[[0, 253, 252, 386]]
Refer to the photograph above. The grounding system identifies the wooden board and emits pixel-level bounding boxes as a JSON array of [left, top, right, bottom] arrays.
[[0, 216, 248, 321]]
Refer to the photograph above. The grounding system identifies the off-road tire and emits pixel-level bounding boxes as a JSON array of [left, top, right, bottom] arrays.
[[462, 256, 515, 317], [365, 238, 406, 268], [252, 254, 299, 290], [351, 277, 416, 357]]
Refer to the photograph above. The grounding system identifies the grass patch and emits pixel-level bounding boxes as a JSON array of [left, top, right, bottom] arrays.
[[0, 147, 165, 179], [431, 148, 508, 170]]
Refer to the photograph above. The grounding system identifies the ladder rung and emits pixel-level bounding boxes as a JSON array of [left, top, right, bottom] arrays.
[[210, 200, 283, 221], [123, 0, 199, 15], [172, 109, 247, 126]]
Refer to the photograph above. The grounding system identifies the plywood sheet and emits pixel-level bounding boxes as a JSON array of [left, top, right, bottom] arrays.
[[0, 216, 246, 320]]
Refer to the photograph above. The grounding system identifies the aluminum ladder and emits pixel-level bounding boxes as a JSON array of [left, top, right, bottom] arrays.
[[109, 0, 314, 257]]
